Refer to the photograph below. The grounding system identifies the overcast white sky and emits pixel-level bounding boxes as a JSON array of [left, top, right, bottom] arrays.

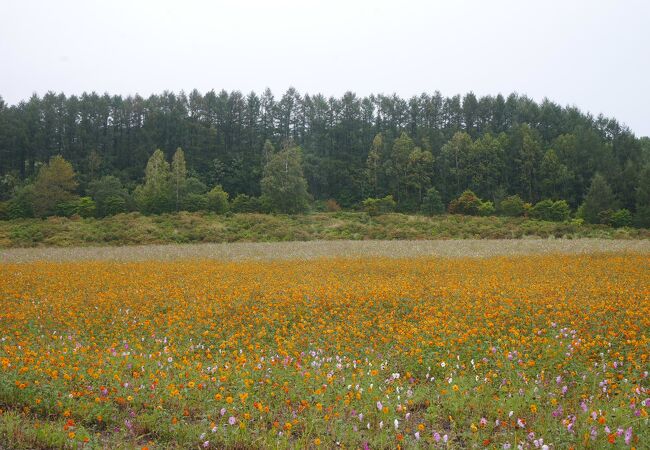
[[1, 0, 648, 136]]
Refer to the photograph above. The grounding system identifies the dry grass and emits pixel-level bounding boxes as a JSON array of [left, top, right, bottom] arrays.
[[1, 238, 649, 262]]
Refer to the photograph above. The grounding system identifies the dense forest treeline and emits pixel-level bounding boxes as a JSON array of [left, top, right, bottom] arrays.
[[0, 89, 649, 224]]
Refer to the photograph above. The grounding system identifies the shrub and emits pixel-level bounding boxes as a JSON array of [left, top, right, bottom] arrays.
[[597, 209, 613, 226], [0, 201, 8, 220], [478, 201, 496, 216], [74, 197, 97, 218], [448, 190, 482, 215], [88, 176, 129, 217], [206, 186, 229, 214], [261, 145, 310, 213], [134, 149, 174, 215], [6, 185, 35, 218], [530, 199, 570, 222], [362, 195, 396, 216], [231, 194, 263, 213], [134, 184, 174, 215], [55, 201, 75, 217], [634, 206, 650, 228], [421, 187, 444, 216], [579, 173, 618, 224], [184, 193, 208, 212], [325, 199, 341, 212], [611, 209, 632, 228], [31, 155, 78, 217], [498, 195, 525, 217], [601, 209, 633, 228], [102, 195, 128, 216], [56, 197, 96, 218], [529, 199, 554, 221], [185, 177, 207, 195], [549, 200, 570, 222]]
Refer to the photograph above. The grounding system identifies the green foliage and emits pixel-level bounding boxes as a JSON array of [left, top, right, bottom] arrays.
[[498, 195, 526, 217], [1, 212, 648, 248], [365, 133, 383, 197], [171, 147, 187, 211], [611, 209, 633, 228], [549, 200, 571, 222], [0, 174, 19, 202], [421, 187, 444, 216], [635, 166, 650, 227], [599, 209, 633, 228], [515, 124, 543, 201], [529, 199, 570, 222], [579, 173, 618, 224], [262, 139, 276, 167], [406, 146, 434, 204], [231, 194, 263, 213], [468, 133, 507, 201], [53, 201, 77, 217], [55, 197, 96, 218], [540, 149, 571, 199], [206, 186, 229, 214], [31, 156, 78, 217], [478, 200, 496, 216], [448, 190, 483, 215], [135, 150, 173, 214], [6, 185, 34, 219], [185, 177, 207, 195], [261, 145, 310, 213], [75, 197, 97, 218], [88, 176, 129, 217], [102, 195, 127, 216], [184, 193, 208, 212], [529, 199, 552, 221], [362, 195, 397, 216], [634, 207, 650, 228], [441, 132, 473, 197], [0, 89, 646, 218]]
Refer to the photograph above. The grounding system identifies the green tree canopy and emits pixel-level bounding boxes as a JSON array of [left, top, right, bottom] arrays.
[[634, 165, 650, 227], [365, 133, 383, 197], [88, 175, 129, 217], [135, 149, 173, 214], [421, 187, 444, 216], [171, 147, 187, 211], [261, 145, 310, 214], [32, 155, 78, 217], [441, 131, 473, 198], [579, 173, 618, 224]]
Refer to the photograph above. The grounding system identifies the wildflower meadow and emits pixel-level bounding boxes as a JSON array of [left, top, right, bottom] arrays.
[[0, 254, 648, 448]]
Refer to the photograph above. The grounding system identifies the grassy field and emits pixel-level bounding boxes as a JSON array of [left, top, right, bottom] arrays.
[[1, 238, 650, 263], [1, 212, 648, 248], [1, 253, 648, 448]]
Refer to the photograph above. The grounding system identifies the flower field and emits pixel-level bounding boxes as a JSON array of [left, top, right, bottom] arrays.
[[0, 254, 648, 449]]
